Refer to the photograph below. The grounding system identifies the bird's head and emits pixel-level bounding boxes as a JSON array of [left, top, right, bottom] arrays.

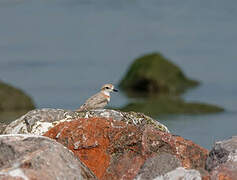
[[101, 83, 118, 93]]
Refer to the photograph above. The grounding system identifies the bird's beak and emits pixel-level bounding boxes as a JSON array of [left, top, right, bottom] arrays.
[[113, 89, 118, 92]]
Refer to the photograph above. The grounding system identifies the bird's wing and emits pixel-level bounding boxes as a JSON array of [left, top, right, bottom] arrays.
[[78, 92, 108, 111]]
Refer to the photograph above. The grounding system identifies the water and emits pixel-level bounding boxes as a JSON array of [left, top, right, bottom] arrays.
[[0, 0, 237, 149]]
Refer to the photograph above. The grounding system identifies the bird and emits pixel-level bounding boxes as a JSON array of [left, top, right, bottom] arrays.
[[76, 83, 118, 111]]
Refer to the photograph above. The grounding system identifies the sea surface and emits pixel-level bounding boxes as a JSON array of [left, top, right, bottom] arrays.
[[0, 0, 237, 149]]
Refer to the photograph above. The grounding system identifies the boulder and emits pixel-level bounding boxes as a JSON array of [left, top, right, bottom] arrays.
[[118, 53, 224, 115], [0, 134, 97, 180], [0, 80, 35, 112], [206, 136, 237, 180], [44, 117, 208, 180], [3, 108, 169, 135], [119, 53, 198, 95]]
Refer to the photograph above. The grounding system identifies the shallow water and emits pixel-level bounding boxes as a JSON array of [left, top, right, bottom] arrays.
[[0, 0, 237, 149]]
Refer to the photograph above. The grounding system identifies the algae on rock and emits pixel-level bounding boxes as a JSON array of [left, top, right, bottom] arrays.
[[119, 53, 198, 95], [118, 52, 224, 115], [0, 80, 35, 111], [120, 95, 224, 117]]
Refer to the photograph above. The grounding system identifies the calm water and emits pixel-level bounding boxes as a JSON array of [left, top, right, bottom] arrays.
[[0, 0, 237, 149]]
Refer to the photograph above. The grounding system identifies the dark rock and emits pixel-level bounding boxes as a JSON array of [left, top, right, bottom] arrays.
[[119, 53, 198, 95], [44, 117, 208, 180], [0, 80, 35, 112], [206, 136, 237, 171], [0, 134, 97, 180], [206, 136, 237, 180]]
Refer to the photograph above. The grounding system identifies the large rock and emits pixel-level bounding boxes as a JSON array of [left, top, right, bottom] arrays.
[[119, 53, 198, 95], [0, 80, 35, 112], [0, 134, 97, 180], [44, 117, 208, 180], [206, 136, 237, 180], [118, 53, 224, 115], [3, 108, 169, 135]]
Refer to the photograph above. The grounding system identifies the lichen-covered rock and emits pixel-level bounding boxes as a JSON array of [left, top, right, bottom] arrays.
[[206, 136, 237, 180], [119, 53, 198, 95], [3, 108, 169, 135], [44, 117, 208, 180], [0, 134, 97, 180], [0, 80, 35, 112]]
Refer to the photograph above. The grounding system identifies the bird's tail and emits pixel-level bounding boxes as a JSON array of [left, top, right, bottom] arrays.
[[75, 104, 87, 112]]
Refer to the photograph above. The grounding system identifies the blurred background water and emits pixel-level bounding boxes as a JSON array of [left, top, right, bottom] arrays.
[[0, 0, 236, 149]]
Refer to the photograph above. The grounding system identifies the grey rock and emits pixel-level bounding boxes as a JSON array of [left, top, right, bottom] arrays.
[[0, 134, 97, 180], [135, 153, 181, 180], [154, 167, 201, 180], [206, 136, 237, 171], [3, 108, 169, 135]]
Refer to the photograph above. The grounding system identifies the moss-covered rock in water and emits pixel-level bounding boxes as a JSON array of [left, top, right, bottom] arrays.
[[0, 80, 35, 112], [119, 53, 199, 95], [120, 95, 224, 117]]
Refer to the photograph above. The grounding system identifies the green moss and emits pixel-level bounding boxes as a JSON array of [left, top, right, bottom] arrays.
[[0, 81, 35, 112], [119, 53, 198, 95], [120, 95, 224, 117]]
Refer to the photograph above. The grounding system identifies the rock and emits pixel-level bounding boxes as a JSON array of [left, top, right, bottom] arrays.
[[0, 134, 97, 180], [206, 136, 237, 180], [151, 167, 202, 180], [0, 123, 7, 134], [3, 108, 169, 135], [0, 80, 35, 112], [209, 161, 237, 180], [118, 53, 224, 115], [134, 153, 182, 179], [120, 95, 224, 116], [44, 117, 208, 180], [206, 136, 237, 171], [119, 53, 198, 95]]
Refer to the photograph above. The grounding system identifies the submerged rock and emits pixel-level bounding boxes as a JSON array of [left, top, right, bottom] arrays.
[[0, 80, 35, 112], [0, 134, 97, 180], [120, 95, 224, 116], [3, 108, 169, 135], [44, 117, 209, 180], [119, 53, 198, 95]]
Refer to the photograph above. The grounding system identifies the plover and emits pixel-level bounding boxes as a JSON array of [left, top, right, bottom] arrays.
[[76, 83, 118, 111]]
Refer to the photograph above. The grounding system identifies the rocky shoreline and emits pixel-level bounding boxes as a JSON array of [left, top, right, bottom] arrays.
[[1, 109, 236, 180]]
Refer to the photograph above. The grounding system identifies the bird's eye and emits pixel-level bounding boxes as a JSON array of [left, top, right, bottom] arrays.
[[105, 87, 109, 89]]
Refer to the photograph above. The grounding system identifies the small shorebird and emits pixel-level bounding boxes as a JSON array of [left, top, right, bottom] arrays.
[[76, 83, 118, 111]]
